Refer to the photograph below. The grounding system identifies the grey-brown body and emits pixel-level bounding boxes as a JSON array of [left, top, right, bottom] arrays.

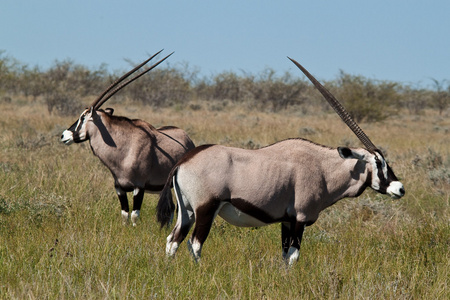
[[175, 141, 370, 226], [156, 57, 405, 265], [60, 51, 196, 225], [62, 108, 195, 225], [88, 110, 194, 193], [157, 140, 402, 264]]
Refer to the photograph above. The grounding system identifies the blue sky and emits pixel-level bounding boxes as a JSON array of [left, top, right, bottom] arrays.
[[1, 1, 449, 86]]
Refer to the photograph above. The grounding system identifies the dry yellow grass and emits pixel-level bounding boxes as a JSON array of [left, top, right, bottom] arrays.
[[0, 97, 448, 299]]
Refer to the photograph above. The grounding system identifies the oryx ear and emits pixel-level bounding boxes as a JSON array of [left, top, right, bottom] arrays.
[[338, 147, 366, 160], [104, 108, 114, 115]]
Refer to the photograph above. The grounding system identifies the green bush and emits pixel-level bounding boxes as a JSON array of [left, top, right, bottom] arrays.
[[335, 71, 401, 122]]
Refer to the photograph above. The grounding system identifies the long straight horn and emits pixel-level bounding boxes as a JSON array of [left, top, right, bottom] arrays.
[[94, 51, 174, 109], [288, 57, 377, 151], [90, 49, 164, 109]]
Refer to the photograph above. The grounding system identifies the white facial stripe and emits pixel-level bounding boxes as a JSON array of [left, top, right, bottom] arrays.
[[370, 152, 391, 191], [369, 156, 381, 190], [75, 109, 89, 131], [74, 115, 83, 131], [376, 152, 388, 179]]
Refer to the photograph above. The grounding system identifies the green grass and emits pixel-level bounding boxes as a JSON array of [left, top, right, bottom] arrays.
[[0, 99, 448, 299]]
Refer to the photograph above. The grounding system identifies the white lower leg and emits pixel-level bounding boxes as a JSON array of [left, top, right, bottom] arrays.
[[131, 210, 140, 226], [166, 234, 173, 253], [121, 210, 129, 224], [187, 239, 202, 262], [166, 233, 180, 257], [286, 247, 299, 266], [166, 242, 179, 257]]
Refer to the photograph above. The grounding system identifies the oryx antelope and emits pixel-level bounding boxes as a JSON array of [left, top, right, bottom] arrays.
[[61, 50, 195, 226], [157, 57, 405, 265]]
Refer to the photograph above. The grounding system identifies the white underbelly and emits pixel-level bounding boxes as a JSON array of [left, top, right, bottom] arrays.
[[217, 203, 269, 227]]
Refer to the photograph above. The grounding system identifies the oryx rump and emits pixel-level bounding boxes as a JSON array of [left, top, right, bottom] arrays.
[[61, 50, 195, 226], [157, 57, 405, 265]]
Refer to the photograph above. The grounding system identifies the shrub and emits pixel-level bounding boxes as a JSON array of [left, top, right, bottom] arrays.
[[252, 69, 308, 112], [335, 71, 401, 122], [429, 78, 450, 115], [400, 85, 429, 115], [125, 67, 192, 107], [45, 90, 83, 116]]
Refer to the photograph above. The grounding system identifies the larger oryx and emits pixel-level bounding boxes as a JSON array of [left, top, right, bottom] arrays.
[[157, 57, 405, 265], [61, 50, 195, 226]]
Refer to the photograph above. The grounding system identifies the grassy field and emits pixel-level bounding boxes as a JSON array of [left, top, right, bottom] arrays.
[[0, 98, 448, 299]]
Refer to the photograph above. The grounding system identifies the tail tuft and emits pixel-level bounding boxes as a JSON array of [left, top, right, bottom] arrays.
[[157, 168, 177, 228]]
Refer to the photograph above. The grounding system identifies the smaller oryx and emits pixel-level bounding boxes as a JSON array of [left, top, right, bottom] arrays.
[[61, 50, 195, 226], [157, 57, 405, 265]]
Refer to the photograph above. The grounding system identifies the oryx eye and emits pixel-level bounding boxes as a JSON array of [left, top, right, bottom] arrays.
[[374, 154, 383, 163], [75, 110, 89, 131]]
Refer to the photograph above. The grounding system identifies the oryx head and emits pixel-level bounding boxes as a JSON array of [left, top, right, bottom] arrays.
[[60, 107, 114, 145], [288, 57, 405, 199], [60, 107, 93, 145], [60, 50, 173, 145]]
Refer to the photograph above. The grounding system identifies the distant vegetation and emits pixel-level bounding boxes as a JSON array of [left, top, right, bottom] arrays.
[[1, 50, 448, 120]]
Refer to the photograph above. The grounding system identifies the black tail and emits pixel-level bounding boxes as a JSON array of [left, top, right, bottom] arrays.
[[157, 166, 177, 228]]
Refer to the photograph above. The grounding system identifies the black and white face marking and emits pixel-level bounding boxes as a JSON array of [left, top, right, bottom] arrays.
[[370, 150, 405, 199], [338, 147, 405, 199], [60, 108, 91, 145]]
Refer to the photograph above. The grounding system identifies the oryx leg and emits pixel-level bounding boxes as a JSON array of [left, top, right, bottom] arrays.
[[166, 189, 194, 257], [188, 201, 221, 262], [281, 222, 291, 259], [284, 220, 306, 266], [116, 187, 130, 224], [131, 188, 144, 226]]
